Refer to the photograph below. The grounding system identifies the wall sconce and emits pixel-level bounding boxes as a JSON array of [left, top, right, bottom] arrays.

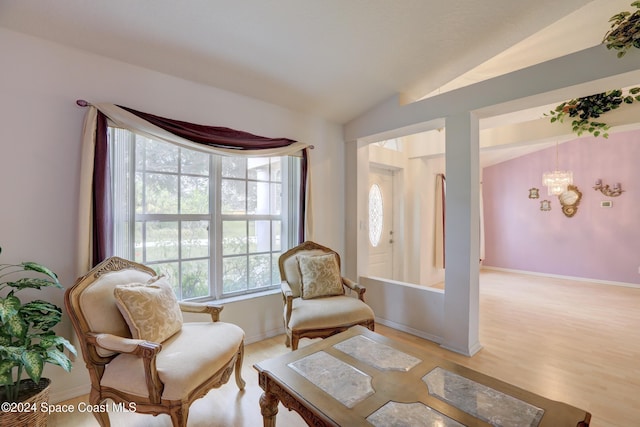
[[593, 179, 624, 197]]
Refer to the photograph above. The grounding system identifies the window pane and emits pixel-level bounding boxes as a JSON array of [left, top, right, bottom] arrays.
[[223, 221, 247, 255], [145, 221, 179, 261], [142, 137, 178, 172], [249, 254, 271, 288], [223, 256, 247, 293], [248, 181, 269, 214], [221, 157, 245, 178], [135, 137, 146, 171], [181, 260, 209, 299], [272, 253, 280, 285], [248, 157, 269, 180], [249, 220, 271, 253], [181, 149, 209, 175], [135, 172, 144, 214], [369, 184, 383, 247], [181, 176, 209, 214], [271, 183, 281, 215], [182, 221, 209, 258], [134, 221, 143, 262], [272, 220, 282, 251], [271, 158, 281, 182], [145, 173, 178, 214], [221, 179, 246, 214], [151, 262, 179, 295]]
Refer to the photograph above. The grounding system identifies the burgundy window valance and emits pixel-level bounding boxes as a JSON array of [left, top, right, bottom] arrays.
[[119, 105, 298, 150]]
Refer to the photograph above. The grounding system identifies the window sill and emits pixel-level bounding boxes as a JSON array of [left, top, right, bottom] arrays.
[[207, 288, 281, 305]]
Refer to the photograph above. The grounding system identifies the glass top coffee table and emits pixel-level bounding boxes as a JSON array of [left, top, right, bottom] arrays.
[[254, 326, 590, 427]]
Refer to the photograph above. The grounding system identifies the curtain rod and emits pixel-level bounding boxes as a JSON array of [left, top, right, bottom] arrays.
[[75, 99, 314, 149]]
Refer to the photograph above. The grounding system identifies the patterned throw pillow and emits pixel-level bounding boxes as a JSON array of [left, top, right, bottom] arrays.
[[114, 276, 183, 343], [298, 253, 345, 299]]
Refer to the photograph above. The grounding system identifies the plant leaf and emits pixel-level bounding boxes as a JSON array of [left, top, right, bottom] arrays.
[[0, 346, 24, 363], [5, 312, 27, 339], [21, 262, 60, 284], [0, 294, 21, 323], [39, 335, 77, 356], [21, 300, 62, 331], [21, 350, 44, 383], [0, 370, 13, 386], [46, 349, 72, 372], [0, 359, 14, 376], [3, 277, 60, 291]]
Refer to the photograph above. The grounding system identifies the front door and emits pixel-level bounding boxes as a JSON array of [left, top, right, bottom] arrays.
[[368, 168, 394, 279]]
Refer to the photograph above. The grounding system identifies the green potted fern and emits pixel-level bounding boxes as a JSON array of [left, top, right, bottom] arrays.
[[0, 246, 76, 424]]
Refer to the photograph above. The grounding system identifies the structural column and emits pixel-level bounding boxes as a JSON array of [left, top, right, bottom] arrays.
[[441, 111, 481, 356]]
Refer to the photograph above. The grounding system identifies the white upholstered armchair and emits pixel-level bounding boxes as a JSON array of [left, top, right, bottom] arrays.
[[64, 257, 245, 427], [278, 241, 375, 350]]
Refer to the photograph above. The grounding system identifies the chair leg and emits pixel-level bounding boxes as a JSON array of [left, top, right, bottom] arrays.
[[235, 344, 246, 390], [169, 404, 189, 427], [92, 410, 110, 427], [291, 335, 299, 351], [285, 333, 291, 347], [89, 390, 110, 427]]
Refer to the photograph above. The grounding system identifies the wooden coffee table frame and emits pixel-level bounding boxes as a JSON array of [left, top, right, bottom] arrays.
[[255, 326, 590, 427]]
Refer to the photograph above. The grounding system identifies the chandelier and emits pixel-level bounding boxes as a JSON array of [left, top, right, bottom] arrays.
[[542, 142, 573, 196]]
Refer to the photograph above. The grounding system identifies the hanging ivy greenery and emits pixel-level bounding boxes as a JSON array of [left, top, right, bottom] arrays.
[[547, 2, 640, 138], [603, 1, 640, 58], [547, 88, 640, 138]]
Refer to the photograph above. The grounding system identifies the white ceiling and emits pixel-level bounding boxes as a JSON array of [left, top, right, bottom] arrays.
[[1, 0, 634, 125]]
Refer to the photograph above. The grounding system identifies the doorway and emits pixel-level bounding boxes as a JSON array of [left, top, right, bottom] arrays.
[[368, 167, 395, 279]]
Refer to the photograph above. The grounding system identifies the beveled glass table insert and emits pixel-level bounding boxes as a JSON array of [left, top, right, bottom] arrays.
[[333, 334, 422, 371], [288, 351, 374, 408], [367, 401, 465, 427], [423, 366, 545, 427]]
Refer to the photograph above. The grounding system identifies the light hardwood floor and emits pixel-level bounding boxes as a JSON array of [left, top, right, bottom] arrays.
[[50, 270, 640, 427]]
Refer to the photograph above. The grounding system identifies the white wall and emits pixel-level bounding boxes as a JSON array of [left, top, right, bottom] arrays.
[[0, 27, 345, 402], [362, 277, 444, 343]]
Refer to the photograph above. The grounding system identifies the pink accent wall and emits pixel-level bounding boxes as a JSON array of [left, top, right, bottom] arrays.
[[482, 129, 640, 285]]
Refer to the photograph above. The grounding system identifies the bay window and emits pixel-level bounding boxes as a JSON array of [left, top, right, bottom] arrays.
[[110, 127, 300, 300]]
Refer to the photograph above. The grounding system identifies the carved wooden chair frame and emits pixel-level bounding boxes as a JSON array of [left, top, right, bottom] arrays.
[[65, 257, 245, 427], [278, 241, 375, 350]]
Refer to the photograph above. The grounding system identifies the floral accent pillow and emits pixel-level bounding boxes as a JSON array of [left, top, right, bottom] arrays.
[[297, 253, 344, 299], [114, 275, 183, 343]]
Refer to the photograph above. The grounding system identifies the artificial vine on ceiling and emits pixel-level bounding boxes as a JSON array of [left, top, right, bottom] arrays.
[[547, 88, 640, 138], [548, 1, 640, 138], [603, 1, 640, 58]]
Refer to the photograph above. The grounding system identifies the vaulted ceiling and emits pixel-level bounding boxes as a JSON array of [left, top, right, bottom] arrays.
[[1, 0, 633, 125]]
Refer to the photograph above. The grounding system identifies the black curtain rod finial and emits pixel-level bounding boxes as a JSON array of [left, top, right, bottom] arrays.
[[76, 99, 89, 107]]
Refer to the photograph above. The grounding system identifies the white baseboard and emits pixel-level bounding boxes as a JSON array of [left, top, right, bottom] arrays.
[[375, 317, 442, 344], [440, 341, 483, 358], [244, 326, 286, 345], [51, 384, 90, 404], [482, 266, 640, 289]]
